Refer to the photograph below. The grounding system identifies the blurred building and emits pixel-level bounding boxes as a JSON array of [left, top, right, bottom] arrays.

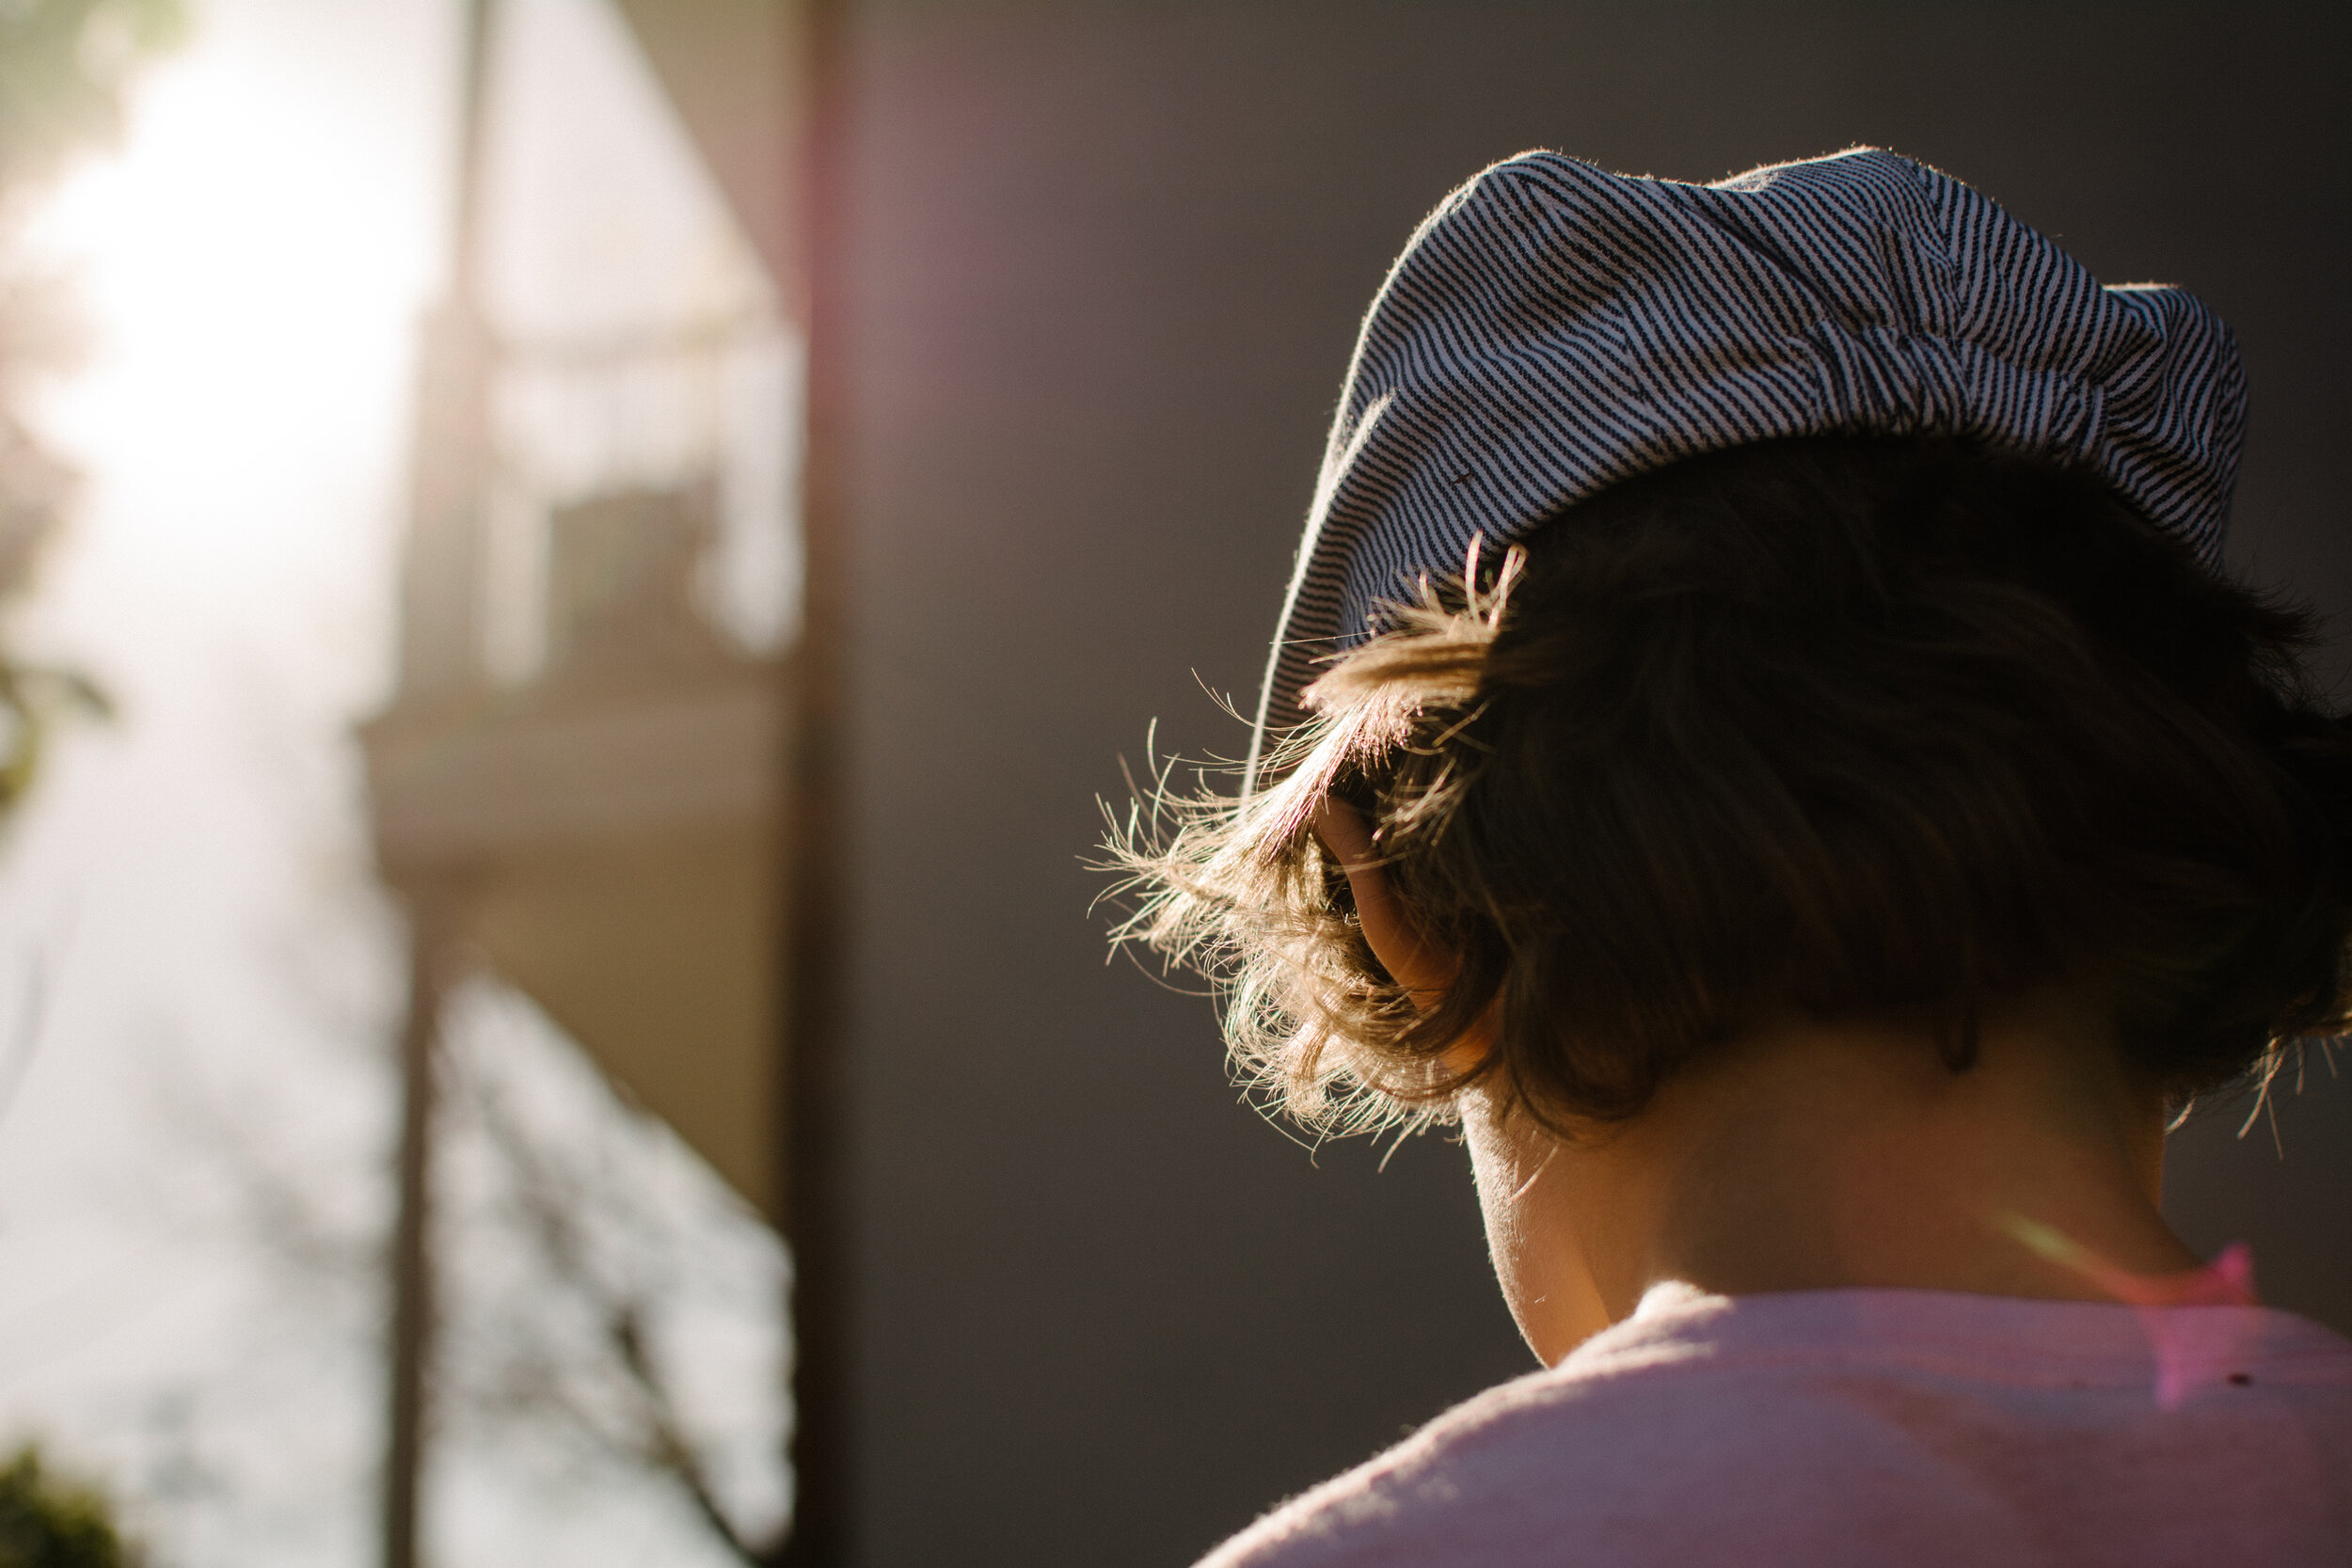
[[371, 3, 2352, 1565], [365, 0, 799, 1218], [359, 3, 800, 1562]]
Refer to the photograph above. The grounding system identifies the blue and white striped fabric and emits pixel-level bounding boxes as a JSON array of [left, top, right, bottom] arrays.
[[1253, 147, 2247, 752]]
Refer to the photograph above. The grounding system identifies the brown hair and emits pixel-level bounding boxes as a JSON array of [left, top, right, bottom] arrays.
[[1105, 436, 2352, 1133]]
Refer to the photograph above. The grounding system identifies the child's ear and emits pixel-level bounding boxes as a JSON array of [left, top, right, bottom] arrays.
[[1311, 800, 1490, 1073], [1310, 799, 1452, 1001]]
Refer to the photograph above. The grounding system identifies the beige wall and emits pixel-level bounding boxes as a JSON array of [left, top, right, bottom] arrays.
[[470, 815, 780, 1215], [368, 662, 784, 1217]]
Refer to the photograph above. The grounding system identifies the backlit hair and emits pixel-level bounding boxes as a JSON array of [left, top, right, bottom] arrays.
[[1106, 437, 2352, 1134]]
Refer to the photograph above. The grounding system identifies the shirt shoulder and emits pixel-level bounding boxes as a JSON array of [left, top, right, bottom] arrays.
[[1196, 1288, 2352, 1568]]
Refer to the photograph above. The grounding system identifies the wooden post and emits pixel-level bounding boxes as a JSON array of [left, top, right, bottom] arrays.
[[779, 0, 852, 1558], [382, 901, 459, 1568], [382, 1, 498, 1562]]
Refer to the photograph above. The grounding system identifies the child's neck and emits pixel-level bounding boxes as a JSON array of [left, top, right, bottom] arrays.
[[1469, 988, 2203, 1365]]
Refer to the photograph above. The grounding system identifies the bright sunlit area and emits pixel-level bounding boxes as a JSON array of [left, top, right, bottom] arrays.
[[0, 1, 798, 1563]]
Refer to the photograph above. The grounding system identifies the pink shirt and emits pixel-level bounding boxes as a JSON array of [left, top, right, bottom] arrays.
[[1200, 1284, 2352, 1567]]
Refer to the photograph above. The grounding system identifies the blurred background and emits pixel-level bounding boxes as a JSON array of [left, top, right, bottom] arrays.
[[0, 2, 2344, 1566]]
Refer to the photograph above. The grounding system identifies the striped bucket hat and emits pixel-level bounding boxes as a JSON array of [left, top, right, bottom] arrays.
[[1254, 147, 2246, 758]]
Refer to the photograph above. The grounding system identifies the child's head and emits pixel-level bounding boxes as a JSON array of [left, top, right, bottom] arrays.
[[1120, 434, 2352, 1134], [1111, 149, 2352, 1138]]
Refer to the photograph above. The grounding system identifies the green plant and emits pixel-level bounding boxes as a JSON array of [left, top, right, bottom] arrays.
[[0, 0, 183, 823], [0, 1446, 137, 1568]]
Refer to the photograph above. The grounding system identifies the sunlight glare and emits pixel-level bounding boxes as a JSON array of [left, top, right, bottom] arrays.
[[28, 34, 438, 589]]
